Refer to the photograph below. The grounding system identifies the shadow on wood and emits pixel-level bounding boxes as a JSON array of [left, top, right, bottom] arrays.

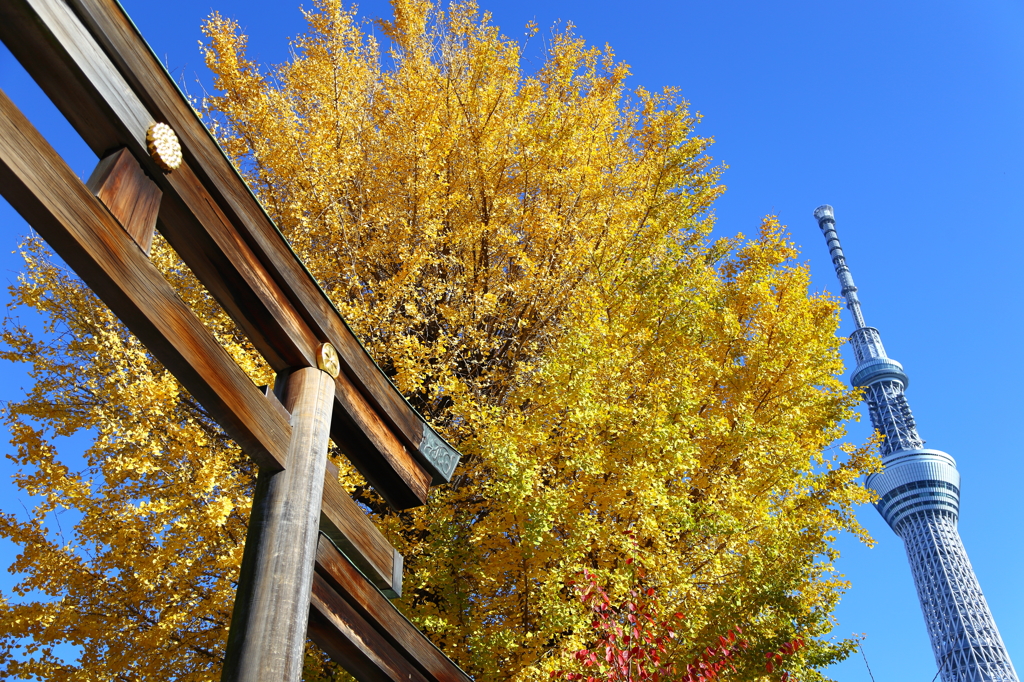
[[310, 535, 471, 682], [87, 147, 161, 254], [0, 0, 462, 497], [0, 86, 292, 471]]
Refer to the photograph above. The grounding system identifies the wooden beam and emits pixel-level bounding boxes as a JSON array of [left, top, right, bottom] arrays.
[[0, 0, 461, 490], [320, 460, 403, 598], [0, 86, 291, 472], [332, 367, 430, 510], [86, 148, 161, 254], [309, 572, 430, 682], [0, 0, 453, 504], [312, 536, 472, 682], [222, 368, 334, 682]]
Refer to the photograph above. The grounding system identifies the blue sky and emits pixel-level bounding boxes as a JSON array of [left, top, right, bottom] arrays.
[[1, 0, 1022, 679]]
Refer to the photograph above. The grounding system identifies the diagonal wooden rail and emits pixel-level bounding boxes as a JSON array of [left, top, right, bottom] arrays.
[[0, 0, 471, 678], [0, 0, 460, 508], [0, 87, 293, 470], [311, 535, 470, 682], [0, 89, 404, 596]]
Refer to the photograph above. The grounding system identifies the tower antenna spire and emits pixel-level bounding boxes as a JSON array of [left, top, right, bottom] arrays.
[[814, 205, 1018, 682], [814, 205, 866, 328]]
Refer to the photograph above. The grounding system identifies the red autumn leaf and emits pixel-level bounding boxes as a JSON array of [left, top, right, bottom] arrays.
[[556, 568, 761, 682]]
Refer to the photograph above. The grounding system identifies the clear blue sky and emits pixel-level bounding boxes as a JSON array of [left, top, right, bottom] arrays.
[[1, 1, 1022, 679]]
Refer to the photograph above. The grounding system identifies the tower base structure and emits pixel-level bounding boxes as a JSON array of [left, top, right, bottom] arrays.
[[900, 510, 1018, 682]]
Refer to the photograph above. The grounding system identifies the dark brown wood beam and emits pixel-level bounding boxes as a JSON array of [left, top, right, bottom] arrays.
[[73, 0, 460, 485], [86, 148, 161, 254], [0, 0, 461, 489], [320, 460, 404, 598], [0, 0, 445, 507], [332, 366, 430, 509], [309, 572, 430, 682], [313, 536, 471, 682], [0, 87, 291, 471], [260, 385, 404, 594]]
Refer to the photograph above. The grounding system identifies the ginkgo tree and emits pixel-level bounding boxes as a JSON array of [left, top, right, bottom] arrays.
[[0, 0, 878, 680]]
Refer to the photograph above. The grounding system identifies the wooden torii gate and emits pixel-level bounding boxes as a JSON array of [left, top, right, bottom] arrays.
[[0, 0, 470, 680]]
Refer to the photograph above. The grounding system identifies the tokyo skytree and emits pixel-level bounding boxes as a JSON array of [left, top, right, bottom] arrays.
[[814, 205, 1018, 682]]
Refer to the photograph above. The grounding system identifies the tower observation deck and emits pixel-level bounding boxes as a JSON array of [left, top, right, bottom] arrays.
[[815, 205, 1018, 682]]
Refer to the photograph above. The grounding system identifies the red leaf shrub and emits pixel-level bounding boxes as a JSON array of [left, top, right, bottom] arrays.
[[551, 565, 803, 682]]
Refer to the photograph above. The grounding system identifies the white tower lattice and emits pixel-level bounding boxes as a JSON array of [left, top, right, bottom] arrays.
[[814, 205, 1017, 682]]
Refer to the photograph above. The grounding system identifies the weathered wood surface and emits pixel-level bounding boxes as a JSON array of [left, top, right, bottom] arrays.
[[257, 384, 402, 593], [309, 572, 430, 682], [332, 365, 431, 509], [320, 460, 403, 598], [222, 368, 335, 682], [0, 0, 462, 496], [86, 147, 161, 254], [312, 536, 472, 682], [0, 86, 291, 471]]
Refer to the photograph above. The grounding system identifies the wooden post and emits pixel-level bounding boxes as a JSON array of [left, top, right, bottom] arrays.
[[222, 367, 335, 682], [86, 148, 161, 255]]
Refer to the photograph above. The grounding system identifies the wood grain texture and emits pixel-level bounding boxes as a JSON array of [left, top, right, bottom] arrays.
[[222, 368, 334, 682], [314, 536, 472, 682], [71, 0, 464, 483], [320, 460, 403, 598], [0, 0, 444, 504], [87, 148, 161, 254], [59, 0, 462, 485], [309, 572, 430, 682], [0, 87, 291, 472], [332, 369, 430, 510], [256, 383, 406, 591], [5, 0, 438, 460]]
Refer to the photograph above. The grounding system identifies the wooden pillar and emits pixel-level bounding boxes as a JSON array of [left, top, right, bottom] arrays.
[[222, 367, 335, 682]]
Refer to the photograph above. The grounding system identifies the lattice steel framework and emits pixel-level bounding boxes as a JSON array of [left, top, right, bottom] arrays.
[[815, 205, 1018, 682]]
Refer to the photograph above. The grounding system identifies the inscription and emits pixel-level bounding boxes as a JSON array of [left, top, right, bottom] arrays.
[[419, 429, 460, 482]]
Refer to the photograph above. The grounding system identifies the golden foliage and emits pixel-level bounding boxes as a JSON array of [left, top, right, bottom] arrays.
[[0, 238, 265, 680], [0, 0, 878, 680]]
